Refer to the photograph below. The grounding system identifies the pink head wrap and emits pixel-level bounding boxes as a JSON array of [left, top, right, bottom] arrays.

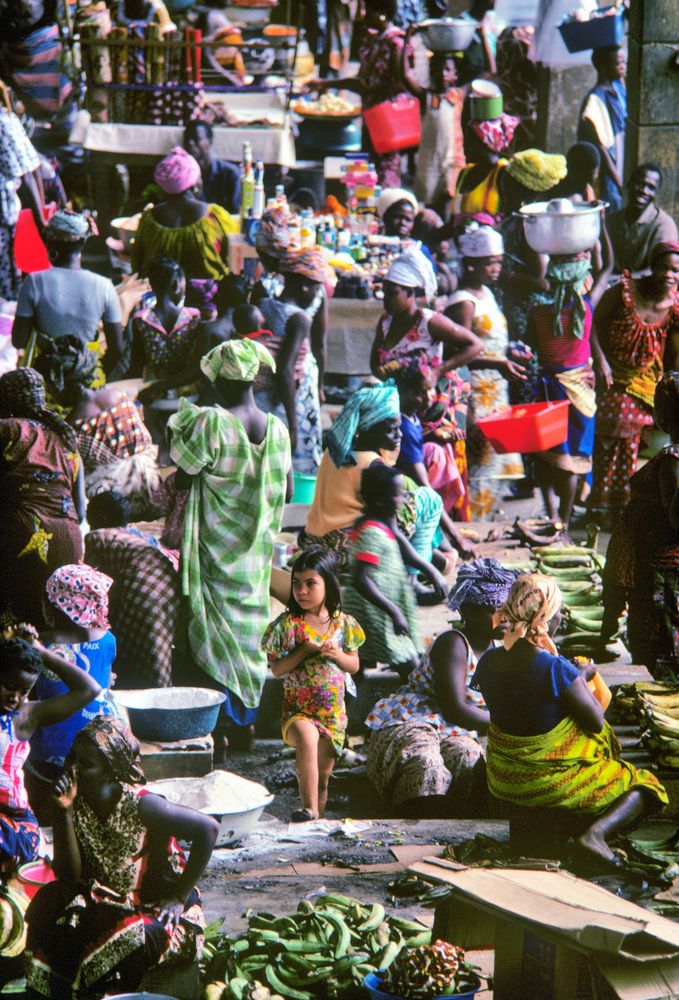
[[153, 147, 202, 195], [470, 113, 520, 154], [46, 564, 113, 630]]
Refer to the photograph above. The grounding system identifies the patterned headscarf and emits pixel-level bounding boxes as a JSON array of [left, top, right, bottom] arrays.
[[327, 381, 400, 468], [0, 368, 77, 451], [447, 559, 521, 611], [547, 255, 592, 340], [650, 241, 679, 268], [470, 114, 520, 154], [46, 209, 97, 244], [506, 149, 567, 193], [153, 146, 201, 194], [33, 334, 98, 394], [385, 246, 437, 302], [280, 246, 336, 286], [73, 717, 146, 785], [201, 338, 276, 383], [501, 573, 562, 655], [46, 564, 113, 630], [255, 204, 299, 262]]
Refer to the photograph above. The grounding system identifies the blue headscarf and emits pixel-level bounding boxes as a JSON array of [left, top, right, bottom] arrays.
[[327, 382, 400, 468], [447, 558, 521, 611]]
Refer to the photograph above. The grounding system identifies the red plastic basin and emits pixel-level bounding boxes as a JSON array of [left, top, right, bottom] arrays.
[[476, 401, 570, 454], [17, 858, 56, 899], [363, 95, 421, 154]]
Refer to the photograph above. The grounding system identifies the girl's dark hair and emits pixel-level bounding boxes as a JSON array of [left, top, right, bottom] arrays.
[[360, 462, 401, 511], [88, 490, 130, 529], [147, 256, 184, 294], [0, 639, 42, 678], [289, 546, 342, 619]]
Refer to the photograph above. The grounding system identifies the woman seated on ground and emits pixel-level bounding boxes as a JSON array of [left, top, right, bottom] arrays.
[[0, 368, 84, 629], [132, 256, 202, 407], [25, 717, 218, 999], [474, 573, 667, 868], [301, 382, 457, 601], [35, 335, 163, 520], [365, 559, 518, 818], [85, 491, 180, 690], [13, 209, 124, 381], [132, 147, 239, 281], [603, 372, 679, 679]]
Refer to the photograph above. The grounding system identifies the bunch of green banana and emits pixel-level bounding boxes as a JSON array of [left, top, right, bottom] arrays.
[[0, 886, 27, 958], [202, 892, 431, 1000], [634, 682, 679, 767], [526, 544, 621, 657]]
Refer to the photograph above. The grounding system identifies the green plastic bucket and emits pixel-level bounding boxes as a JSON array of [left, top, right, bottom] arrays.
[[292, 472, 316, 504]]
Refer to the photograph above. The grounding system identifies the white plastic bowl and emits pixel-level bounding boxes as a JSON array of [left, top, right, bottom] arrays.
[[147, 771, 274, 847]]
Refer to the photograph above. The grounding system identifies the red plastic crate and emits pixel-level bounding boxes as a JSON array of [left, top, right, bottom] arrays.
[[476, 401, 570, 454]]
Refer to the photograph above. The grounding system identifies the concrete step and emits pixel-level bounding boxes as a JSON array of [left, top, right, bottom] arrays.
[[255, 666, 401, 738]]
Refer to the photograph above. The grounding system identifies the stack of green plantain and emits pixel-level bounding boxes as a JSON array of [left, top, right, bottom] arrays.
[[203, 892, 432, 1000], [530, 544, 614, 658], [634, 681, 679, 768]]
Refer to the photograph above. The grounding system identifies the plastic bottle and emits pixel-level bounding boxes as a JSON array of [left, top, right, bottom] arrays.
[[240, 142, 254, 225], [300, 209, 316, 248], [253, 159, 265, 219], [275, 184, 287, 206]]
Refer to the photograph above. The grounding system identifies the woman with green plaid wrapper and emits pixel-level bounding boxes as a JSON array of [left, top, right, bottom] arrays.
[[168, 339, 292, 755]]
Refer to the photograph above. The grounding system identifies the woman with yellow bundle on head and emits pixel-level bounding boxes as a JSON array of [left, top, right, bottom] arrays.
[[473, 573, 667, 870]]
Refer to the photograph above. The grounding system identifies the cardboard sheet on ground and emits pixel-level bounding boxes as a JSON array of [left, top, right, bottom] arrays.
[[411, 863, 679, 961], [411, 860, 679, 1000]]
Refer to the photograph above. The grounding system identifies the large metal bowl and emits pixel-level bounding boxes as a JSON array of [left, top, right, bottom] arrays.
[[147, 772, 274, 847], [115, 688, 226, 742], [418, 18, 478, 53], [519, 200, 606, 255]]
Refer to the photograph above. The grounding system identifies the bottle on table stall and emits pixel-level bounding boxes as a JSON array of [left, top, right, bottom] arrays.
[[240, 142, 255, 230], [253, 160, 265, 219], [300, 209, 316, 248], [275, 184, 287, 206]]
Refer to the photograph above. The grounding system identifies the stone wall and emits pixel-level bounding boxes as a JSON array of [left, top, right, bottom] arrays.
[[626, 0, 679, 218], [536, 63, 596, 155]]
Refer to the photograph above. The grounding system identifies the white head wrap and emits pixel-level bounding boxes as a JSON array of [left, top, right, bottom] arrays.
[[458, 224, 504, 258], [377, 188, 418, 220], [384, 245, 437, 302]]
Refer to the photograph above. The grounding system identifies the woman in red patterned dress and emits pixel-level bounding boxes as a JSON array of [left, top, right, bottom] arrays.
[[589, 241, 679, 523]]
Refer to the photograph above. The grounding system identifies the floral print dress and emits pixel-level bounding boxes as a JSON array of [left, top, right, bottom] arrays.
[[262, 611, 365, 755], [448, 285, 523, 519]]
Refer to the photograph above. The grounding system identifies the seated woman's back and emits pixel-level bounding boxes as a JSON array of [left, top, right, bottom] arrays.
[[152, 199, 208, 228], [474, 639, 581, 737]]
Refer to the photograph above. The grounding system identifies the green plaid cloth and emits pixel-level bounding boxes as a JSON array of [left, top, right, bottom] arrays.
[[169, 400, 290, 707]]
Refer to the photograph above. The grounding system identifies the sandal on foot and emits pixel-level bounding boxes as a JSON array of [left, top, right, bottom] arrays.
[[291, 808, 316, 823]]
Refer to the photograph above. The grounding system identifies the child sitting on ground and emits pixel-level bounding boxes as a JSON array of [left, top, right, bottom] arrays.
[[343, 463, 432, 681], [263, 547, 364, 823], [27, 565, 119, 820], [0, 625, 102, 874]]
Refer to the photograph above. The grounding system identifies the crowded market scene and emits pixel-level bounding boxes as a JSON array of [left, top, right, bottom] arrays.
[[0, 0, 679, 996]]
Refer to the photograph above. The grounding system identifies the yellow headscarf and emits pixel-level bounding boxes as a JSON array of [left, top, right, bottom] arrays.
[[200, 339, 275, 383], [501, 573, 562, 655]]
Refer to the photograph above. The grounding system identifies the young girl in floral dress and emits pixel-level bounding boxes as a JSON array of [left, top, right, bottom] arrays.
[[263, 548, 364, 822]]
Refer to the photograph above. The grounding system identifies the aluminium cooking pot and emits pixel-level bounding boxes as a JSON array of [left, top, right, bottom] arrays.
[[519, 199, 606, 255]]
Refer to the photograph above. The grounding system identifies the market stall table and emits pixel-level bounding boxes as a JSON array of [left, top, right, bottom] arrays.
[[69, 89, 296, 167]]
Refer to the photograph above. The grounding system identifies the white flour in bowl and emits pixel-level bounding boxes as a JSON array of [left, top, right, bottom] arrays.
[[147, 770, 272, 815]]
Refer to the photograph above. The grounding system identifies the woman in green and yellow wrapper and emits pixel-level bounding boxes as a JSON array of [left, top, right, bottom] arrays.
[[474, 573, 667, 870], [589, 240, 679, 522], [12, 209, 125, 384], [168, 339, 292, 756]]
